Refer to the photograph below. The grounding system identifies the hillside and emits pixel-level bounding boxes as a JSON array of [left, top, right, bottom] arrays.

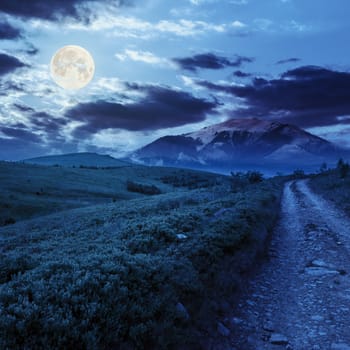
[[23, 152, 131, 167], [0, 161, 221, 226], [0, 161, 284, 348]]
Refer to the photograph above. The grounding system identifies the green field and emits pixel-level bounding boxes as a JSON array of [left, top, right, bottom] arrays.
[[0, 162, 284, 349]]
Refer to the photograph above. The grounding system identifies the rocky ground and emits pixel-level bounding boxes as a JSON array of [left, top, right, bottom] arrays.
[[218, 179, 350, 350]]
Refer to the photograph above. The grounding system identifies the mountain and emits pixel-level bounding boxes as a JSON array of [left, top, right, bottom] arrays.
[[133, 118, 345, 173], [23, 152, 131, 168]]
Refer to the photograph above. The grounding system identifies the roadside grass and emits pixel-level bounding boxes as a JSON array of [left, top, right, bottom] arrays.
[[0, 163, 284, 348], [309, 170, 350, 216]]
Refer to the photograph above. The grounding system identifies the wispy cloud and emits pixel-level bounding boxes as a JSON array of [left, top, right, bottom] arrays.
[[254, 18, 312, 33], [26, 2, 233, 39], [115, 49, 174, 68], [33, 12, 228, 38]]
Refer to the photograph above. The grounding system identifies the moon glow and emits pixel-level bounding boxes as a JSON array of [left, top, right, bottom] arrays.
[[50, 45, 95, 90]]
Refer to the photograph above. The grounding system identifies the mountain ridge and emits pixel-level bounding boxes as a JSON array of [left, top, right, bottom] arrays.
[[133, 118, 345, 173]]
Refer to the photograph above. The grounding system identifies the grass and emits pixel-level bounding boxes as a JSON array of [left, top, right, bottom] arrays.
[[0, 161, 220, 226], [0, 162, 284, 349], [309, 169, 350, 216]]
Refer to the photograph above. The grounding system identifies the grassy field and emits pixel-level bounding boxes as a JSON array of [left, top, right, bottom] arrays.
[[0, 161, 221, 226], [0, 162, 285, 349], [309, 169, 350, 216]]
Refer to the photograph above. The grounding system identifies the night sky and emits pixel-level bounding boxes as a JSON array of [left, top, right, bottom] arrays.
[[1, 0, 350, 160]]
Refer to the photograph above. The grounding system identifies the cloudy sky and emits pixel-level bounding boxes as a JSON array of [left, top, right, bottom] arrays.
[[1, 0, 350, 160]]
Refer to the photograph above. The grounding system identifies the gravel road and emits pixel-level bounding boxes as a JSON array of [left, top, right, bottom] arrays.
[[228, 179, 350, 350]]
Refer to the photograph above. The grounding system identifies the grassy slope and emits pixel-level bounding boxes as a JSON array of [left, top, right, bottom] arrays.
[[0, 163, 284, 349], [309, 170, 350, 216], [0, 162, 220, 225]]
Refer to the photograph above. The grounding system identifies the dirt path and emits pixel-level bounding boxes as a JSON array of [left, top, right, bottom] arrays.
[[229, 179, 350, 350]]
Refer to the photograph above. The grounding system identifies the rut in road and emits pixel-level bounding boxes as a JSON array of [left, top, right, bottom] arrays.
[[229, 179, 350, 350]]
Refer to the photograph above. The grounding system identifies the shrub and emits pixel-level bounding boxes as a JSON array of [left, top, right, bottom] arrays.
[[230, 172, 247, 191], [337, 158, 349, 178], [247, 171, 264, 184], [126, 180, 161, 195], [230, 171, 263, 190], [3, 217, 16, 226], [160, 172, 217, 189], [292, 169, 305, 179]]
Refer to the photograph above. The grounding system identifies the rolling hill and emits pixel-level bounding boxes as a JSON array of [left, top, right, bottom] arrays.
[[23, 152, 131, 167]]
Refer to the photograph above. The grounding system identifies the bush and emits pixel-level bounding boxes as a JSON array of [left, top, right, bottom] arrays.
[[292, 169, 305, 179], [160, 172, 217, 189], [126, 180, 161, 195], [3, 217, 16, 226], [247, 171, 264, 184], [230, 171, 263, 191], [337, 158, 349, 178]]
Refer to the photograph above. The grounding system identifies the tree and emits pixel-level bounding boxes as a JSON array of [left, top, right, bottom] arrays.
[[337, 158, 349, 178]]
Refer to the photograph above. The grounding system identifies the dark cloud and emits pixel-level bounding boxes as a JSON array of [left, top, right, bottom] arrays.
[[66, 84, 217, 135], [0, 53, 26, 76], [232, 70, 251, 78], [197, 65, 350, 128], [0, 0, 132, 22], [30, 112, 67, 133], [0, 19, 22, 39], [276, 58, 301, 65], [13, 103, 35, 113], [173, 53, 253, 72], [1, 126, 41, 143]]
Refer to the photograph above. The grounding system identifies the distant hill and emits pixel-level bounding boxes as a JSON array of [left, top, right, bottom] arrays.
[[1, 160, 224, 225], [23, 152, 131, 168], [133, 118, 346, 173]]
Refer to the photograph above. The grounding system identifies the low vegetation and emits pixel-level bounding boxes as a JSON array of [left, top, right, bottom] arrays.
[[126, 180, 161, 195], [309, 159, 350, 216], [0, 163, 285, 348], [0, 162, 181, 226], [230, 171, 264, 191], [160, 169, 219, 189]]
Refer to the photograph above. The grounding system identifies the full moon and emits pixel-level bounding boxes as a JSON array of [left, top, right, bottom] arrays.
[[50, 45, 95, 90]]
